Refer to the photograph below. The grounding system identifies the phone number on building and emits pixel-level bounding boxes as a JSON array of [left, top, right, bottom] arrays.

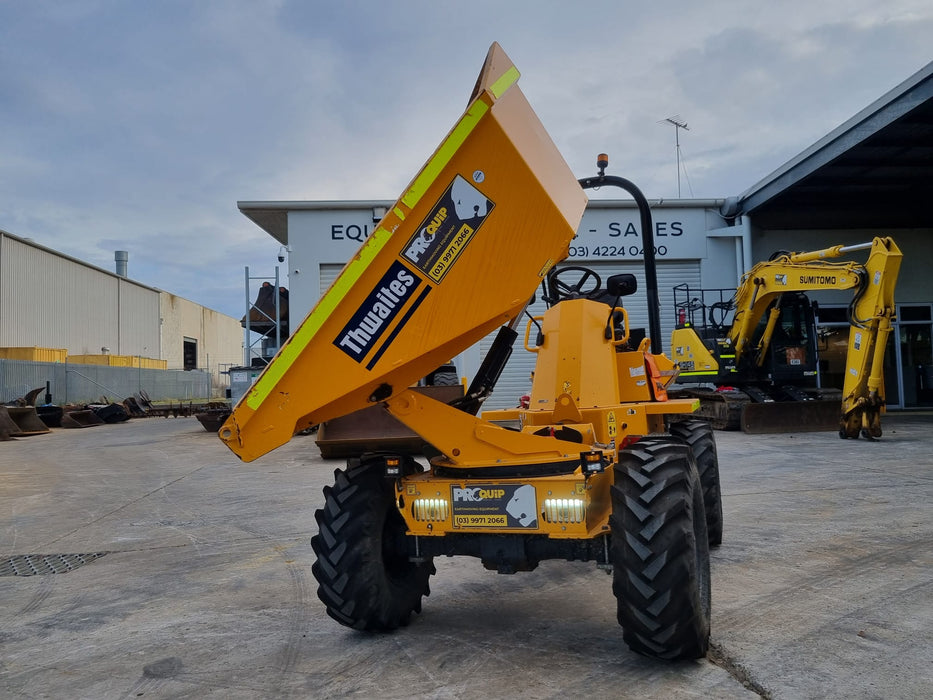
[[568, 245, 669, 259]]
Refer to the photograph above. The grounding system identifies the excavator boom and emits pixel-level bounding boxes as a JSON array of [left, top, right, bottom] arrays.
[[219, 43, 588, 462]]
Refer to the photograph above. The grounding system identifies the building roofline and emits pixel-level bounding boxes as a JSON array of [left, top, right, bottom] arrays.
[[736, 60, 933, 214], [0, 228, 159, 293]]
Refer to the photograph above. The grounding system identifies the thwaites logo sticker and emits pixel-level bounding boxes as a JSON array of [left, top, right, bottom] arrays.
[[451, 484, 538, 529], [402, 174, 495, 283], [333, 260, 422, 363]]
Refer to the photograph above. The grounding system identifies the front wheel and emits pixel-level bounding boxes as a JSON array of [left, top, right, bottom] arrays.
[[310, 455, 435, 631], [610, 437, 711, 660]]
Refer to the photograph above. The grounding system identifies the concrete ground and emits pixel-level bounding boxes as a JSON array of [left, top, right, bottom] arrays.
[[1, 413, 930, 699]]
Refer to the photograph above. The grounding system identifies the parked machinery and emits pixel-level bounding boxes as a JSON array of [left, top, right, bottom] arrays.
[[670, 238, 901, 437]]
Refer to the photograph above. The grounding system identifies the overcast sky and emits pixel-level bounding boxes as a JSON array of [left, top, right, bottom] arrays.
[[2, 1, 930, 319]]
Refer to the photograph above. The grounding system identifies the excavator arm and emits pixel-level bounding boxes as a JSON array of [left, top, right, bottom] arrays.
[[219, 43, 588, 462], [837, 238, 902, 438]]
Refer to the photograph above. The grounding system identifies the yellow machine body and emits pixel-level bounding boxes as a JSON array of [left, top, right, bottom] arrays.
[[395, 297, 698, 538]]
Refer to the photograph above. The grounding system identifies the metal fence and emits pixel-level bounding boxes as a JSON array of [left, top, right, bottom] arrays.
[[0, 359, 211, 405]]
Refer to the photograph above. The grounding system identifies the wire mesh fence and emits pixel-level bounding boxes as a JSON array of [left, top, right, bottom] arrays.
[[0, 359, 211, 405]]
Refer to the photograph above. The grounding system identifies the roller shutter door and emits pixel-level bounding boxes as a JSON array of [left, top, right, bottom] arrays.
[[480, 260, 702, 410], [319, 263, 345, 295]]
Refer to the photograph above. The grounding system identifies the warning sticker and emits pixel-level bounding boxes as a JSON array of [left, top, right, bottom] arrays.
[[401, 175, 494, 283], [450, 484, 537, 529]]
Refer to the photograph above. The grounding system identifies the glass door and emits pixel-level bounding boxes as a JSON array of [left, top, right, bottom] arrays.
[[897, 305, 933, 407]]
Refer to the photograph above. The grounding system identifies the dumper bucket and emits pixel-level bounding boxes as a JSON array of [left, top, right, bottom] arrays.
[[220, 43, 588, 462]]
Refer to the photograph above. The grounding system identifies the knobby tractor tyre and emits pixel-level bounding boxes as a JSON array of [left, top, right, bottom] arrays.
[[611, 437, 711, 660], [310, 456, 435, 631], [669, 418, 724, 546]]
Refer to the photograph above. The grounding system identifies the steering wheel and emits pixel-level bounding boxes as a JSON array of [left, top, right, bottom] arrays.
[[548, 266, 602, 302]]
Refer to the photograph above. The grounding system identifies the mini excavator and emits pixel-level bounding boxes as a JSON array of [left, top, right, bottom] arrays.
[[670, 238, 901, 437], [219, 43, 720, 660]]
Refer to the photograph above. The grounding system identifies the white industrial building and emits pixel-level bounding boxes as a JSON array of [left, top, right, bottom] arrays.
[[242, 61, 932, 410], [0, 229, 243, 395]]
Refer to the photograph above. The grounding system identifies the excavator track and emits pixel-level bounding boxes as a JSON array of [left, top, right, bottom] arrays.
[[669, 388, 746, 430]]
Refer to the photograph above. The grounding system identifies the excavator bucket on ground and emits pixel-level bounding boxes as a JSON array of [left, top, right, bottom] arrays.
[[61, 410, 105, 429], [4, 406, 50, 435], [220, 43, 588, 462], [0, 406, 23, 440]]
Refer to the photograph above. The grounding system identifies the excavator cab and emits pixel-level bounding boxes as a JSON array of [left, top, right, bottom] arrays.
[[219, 43, 720, 660], [752, 293, 820, 384]]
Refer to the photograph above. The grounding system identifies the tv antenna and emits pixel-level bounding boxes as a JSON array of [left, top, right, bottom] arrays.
[[660, 115, 690, 197]]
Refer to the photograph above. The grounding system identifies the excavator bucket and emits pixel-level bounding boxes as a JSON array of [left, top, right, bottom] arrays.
[[61, 409, 105, 429], [0, 406, 23, 440], [220, 42, 588, 462], [4, 406, 51, 435]]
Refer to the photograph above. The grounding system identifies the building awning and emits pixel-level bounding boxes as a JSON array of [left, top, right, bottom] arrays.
[[734, 61, 933, 229]]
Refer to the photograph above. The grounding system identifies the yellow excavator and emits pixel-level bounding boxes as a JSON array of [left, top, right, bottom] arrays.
[[670, 238, 901, 437], [219, 43, 720, 660]]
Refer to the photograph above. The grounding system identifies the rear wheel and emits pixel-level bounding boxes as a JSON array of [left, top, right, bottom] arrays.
[[611, 437, 711, 659], [669, 419, 723, 546], [310, 455, 434, 631]]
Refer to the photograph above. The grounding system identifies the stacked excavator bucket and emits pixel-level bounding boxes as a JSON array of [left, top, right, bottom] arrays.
[[220, 43, 588, 462]]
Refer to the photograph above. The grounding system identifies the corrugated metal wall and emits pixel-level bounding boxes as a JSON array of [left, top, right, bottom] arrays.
[[0, 359, 210, 404], [0, 233, 160, 355]]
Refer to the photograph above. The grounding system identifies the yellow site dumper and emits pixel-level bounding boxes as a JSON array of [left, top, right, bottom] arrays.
[[219, 43, 719, 660]]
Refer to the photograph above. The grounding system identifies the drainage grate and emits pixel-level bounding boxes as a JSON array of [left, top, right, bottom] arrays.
[[0, 553, 109, 577]]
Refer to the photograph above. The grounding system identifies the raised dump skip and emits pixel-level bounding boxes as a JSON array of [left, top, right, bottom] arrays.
[[220, 43, 588, 462]]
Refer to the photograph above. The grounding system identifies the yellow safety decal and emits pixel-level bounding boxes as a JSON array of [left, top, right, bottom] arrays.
[[607, 411, 617, 438], [245, 226, 394, 409], [489, 65, 520, 98], [538, 258, 556, 278], [401, 98, 489, 210]]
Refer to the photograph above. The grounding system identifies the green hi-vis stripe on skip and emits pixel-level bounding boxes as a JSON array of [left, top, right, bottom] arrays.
[[401, 99, 489, 210], [245, 226, 394, 410], [490, 66, 520, 98], [400, 66, 518, 211]]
